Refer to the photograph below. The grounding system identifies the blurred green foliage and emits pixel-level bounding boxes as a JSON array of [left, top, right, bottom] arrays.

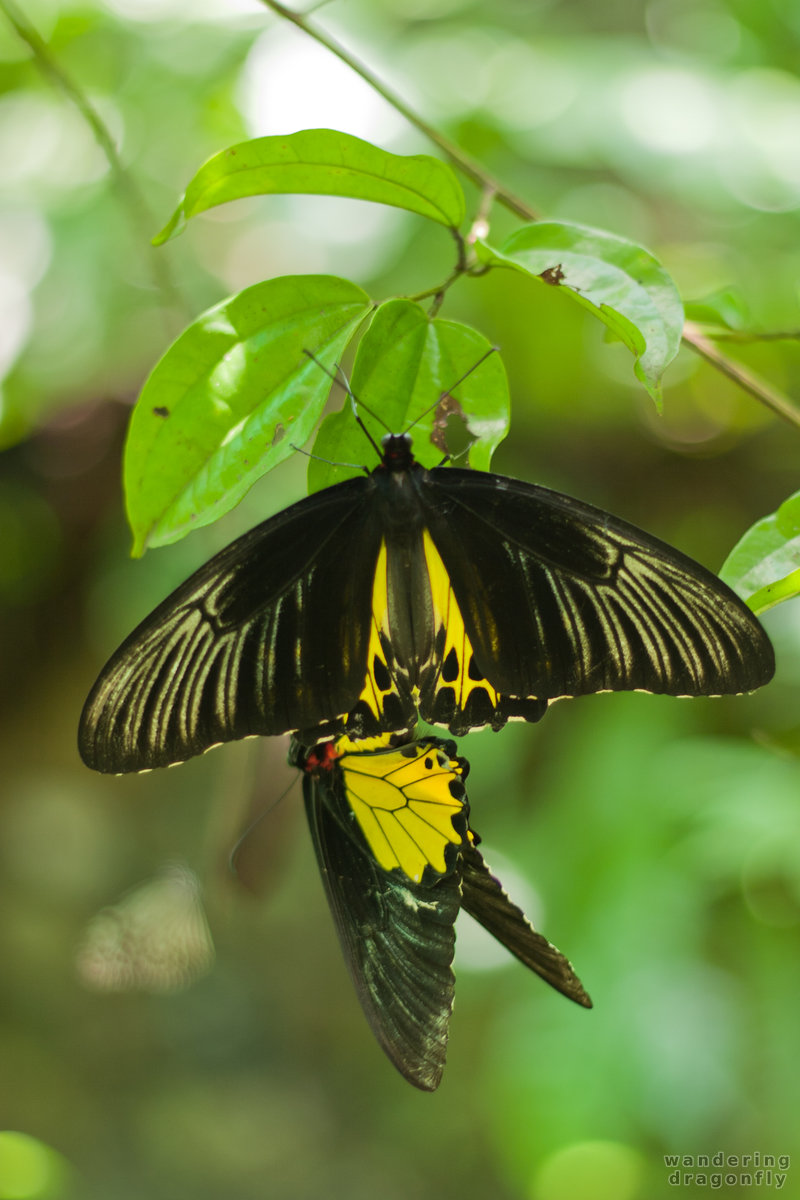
[[1, 1, 800, 1198]]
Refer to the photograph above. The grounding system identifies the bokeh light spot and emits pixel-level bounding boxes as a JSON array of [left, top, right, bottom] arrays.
[[620, 67, 716, 153], [0, 1131, 65, 1200], [533, 1139, 645, 1200], [237, 26, 405, 144]]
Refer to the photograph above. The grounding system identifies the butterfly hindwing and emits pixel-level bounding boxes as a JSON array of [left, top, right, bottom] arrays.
[[301, 740, 465, 1092], [335, 737, 470, 883], [295, 733, 592, 1088], [459, 841, 591, 1008]]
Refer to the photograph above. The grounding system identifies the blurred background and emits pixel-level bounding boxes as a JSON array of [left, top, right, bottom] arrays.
[[1, 0, 800, 1197]]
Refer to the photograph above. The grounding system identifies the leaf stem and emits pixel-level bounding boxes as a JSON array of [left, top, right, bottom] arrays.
[[682, 322, 800, 427], [0, 0, 186, 320]]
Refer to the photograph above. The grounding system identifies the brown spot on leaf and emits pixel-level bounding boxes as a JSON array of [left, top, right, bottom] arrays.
[[271, 424, 285, 448], [539, 264, 565, 286], [152, 406, 170, 418], [431, 392, 467, 455]]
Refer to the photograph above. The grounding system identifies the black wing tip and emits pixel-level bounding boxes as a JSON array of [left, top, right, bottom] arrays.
[[755, 636, 777, 689], [727, 619, 775, 693], [530, 950, 593, 1010], [394, 1057, 446, 1092], [367, 1001, 451, 1092], [565, 976, 593, 1010], [77, 725, 116, 775]]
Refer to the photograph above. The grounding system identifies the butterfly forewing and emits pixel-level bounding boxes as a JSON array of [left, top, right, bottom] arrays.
[[80, 433, 774, 772], [79, 480, 403, 773], [419, 468, 773, 714]]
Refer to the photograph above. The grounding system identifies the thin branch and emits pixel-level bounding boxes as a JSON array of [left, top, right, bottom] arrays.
[[0, 0, 186, 319], [260, 4, 798, 423], [682, 322, 800, 428], [706, 328, 800, 344], [259, 0, 539, 223]]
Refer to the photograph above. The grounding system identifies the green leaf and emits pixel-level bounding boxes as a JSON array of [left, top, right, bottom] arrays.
[[684, 286, 749, 331], [475, 221, 684, 405], [124, 274, 372, 554], [154, 128, 466, 243], [307, 298, 510, 493], [720, 490, 800, 614]]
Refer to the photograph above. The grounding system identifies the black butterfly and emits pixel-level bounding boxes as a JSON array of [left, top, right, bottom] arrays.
[[79, 433, 774, 773], [292, 733, 591, 1091]]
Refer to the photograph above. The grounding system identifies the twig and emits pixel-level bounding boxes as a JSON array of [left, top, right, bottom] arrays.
[[706, 329, 800, 344], [260, 4, 798, 424], [682, 322, 800, 427], [259, 0, 539, 223], [0, 0, 186, 320]]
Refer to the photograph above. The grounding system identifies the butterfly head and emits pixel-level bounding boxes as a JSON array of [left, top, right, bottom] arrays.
[[379, 433, 416, 473]]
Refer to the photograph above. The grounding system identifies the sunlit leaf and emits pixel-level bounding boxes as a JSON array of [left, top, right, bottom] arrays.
[[124, 275, 372, 554], [720, 489, 800, 614], [307, 298, 510, 492], [476, 222, 684, 405], [154, 128, 466, 243]]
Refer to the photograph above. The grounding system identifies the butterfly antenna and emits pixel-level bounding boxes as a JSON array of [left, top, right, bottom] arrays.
[[228, 777, 296, 880], [303, 348, 386, 460], [404, 345, 499, 435], [289, 442, 368, 473], [303, 348, 350, 392]]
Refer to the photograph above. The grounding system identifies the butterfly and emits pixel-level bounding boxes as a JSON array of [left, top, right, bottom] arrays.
[[291, 733, 592, 1091], [78, 431, 774, 773]]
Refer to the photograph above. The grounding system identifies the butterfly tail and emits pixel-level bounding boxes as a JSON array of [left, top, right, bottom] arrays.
[[459, 842, 592, 1009]]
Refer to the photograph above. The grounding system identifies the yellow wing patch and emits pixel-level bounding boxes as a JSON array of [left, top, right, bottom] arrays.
[[422, 530, 500, 712], [340, 742, 467, 883], [353, 532, 501, 732], [354, 541, 396, 724]]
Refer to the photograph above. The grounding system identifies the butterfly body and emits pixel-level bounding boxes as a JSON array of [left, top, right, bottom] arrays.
[[79, 433, 774, 774]]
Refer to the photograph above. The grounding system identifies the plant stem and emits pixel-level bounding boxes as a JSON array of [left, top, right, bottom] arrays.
[[0, 0, 186, 320], [261, 3, 798, 424], [259, 0, 539, 222], [682, 322, 800, 427], [708, 329, 800, 343]]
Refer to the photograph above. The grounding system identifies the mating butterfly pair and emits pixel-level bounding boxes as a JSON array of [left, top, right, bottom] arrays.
[[79, 432, 773, 1087]]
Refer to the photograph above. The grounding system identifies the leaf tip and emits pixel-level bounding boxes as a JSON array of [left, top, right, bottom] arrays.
[[633, 358, 663, 411], [129, 525, 148, 559]]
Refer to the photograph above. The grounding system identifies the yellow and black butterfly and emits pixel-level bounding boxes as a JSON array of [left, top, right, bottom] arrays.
[[79, 433, 774, 774], [292, 733, 591, 1091]]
